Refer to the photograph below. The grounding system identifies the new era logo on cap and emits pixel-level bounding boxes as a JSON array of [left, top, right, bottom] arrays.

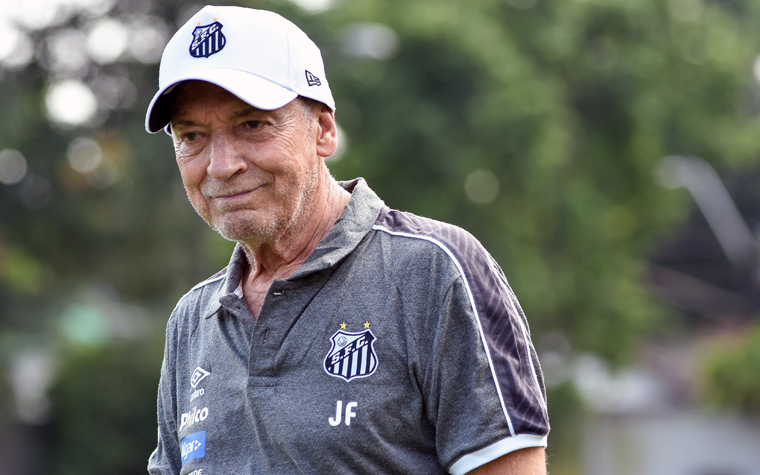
[[145, 6, 336, 133], [305, 70, 321, 87]]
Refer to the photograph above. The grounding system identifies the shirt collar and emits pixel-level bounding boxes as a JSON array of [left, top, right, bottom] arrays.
[[288, 178, 385, 279], [204, 178, 385, 318]]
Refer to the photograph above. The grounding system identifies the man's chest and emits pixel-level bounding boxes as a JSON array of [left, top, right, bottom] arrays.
[[173, 278, 444, 474]]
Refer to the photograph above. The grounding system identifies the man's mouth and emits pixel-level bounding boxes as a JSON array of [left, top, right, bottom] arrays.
[[208, 184, 265, 201], [215, 190, 252, 200]]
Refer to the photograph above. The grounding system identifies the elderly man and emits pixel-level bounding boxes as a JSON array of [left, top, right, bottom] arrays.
[[145, 5, 549, 475]]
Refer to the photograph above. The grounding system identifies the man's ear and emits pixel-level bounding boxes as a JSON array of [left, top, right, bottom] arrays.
[[315, 104, 338, 159]]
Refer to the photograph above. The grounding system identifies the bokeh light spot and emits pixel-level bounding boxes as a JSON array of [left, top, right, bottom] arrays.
[[0, 149, 28, 185], [464, 169, 500, 205], [87, 18, 128, 64], [67, 137, 102, 173], [45, 80, 98, 126]]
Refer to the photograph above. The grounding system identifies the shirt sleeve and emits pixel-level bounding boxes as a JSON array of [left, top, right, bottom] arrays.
[[417, 237, 549, 474], [148, 316, 182, 475]]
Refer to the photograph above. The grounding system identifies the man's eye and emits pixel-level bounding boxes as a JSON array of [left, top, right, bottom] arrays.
[[182, 132, 201, 142], [243, 121, 263, 130]]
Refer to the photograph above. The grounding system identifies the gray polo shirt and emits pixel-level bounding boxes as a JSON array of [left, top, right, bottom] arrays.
[[148, 179, 549, 475]]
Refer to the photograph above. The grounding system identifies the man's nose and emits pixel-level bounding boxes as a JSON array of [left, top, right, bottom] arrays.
[[207, 132, 247, 180]]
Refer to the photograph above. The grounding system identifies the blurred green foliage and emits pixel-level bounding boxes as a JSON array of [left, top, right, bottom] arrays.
[[702, 325, 760, 413], [46, 340, 163, 475], [1, 0, 760, 473], [324, 0, 760, 364]]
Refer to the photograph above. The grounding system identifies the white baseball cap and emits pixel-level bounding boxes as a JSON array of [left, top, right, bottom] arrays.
[[145, 5, 335, 133]]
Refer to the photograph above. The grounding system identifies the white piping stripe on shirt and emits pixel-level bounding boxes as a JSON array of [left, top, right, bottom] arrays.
[[191, 272, 226, 292], [372, 225, 516, 437], [171, 272, 227, 315]]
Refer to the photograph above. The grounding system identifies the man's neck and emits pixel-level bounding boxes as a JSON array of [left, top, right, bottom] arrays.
[[240, 180, 351, 319]]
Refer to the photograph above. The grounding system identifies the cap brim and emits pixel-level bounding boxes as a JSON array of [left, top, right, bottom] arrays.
[[145, 68, 299, 133]]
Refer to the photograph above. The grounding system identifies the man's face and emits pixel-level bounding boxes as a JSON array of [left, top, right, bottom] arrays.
[[169, 81, 325, 246]]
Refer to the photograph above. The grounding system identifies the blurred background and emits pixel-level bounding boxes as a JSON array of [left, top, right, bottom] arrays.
[[2, 0, 760, 473]]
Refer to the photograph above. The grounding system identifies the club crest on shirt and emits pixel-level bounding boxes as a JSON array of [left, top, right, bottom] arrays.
[[323, 328, 378, 382], [189, 21, 226, 58]]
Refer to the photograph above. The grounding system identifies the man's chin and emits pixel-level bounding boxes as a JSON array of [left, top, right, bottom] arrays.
[[209, 215, 275, 244]]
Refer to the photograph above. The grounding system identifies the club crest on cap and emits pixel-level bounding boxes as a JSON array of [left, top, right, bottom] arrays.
[[190, 21, 226, 58]]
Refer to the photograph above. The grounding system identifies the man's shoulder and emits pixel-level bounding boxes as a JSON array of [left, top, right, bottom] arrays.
[[369, 207, 500, 289], [188, 267, 227, 293], [172, 268, 227, 313], [373, 208, 485, 258]]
